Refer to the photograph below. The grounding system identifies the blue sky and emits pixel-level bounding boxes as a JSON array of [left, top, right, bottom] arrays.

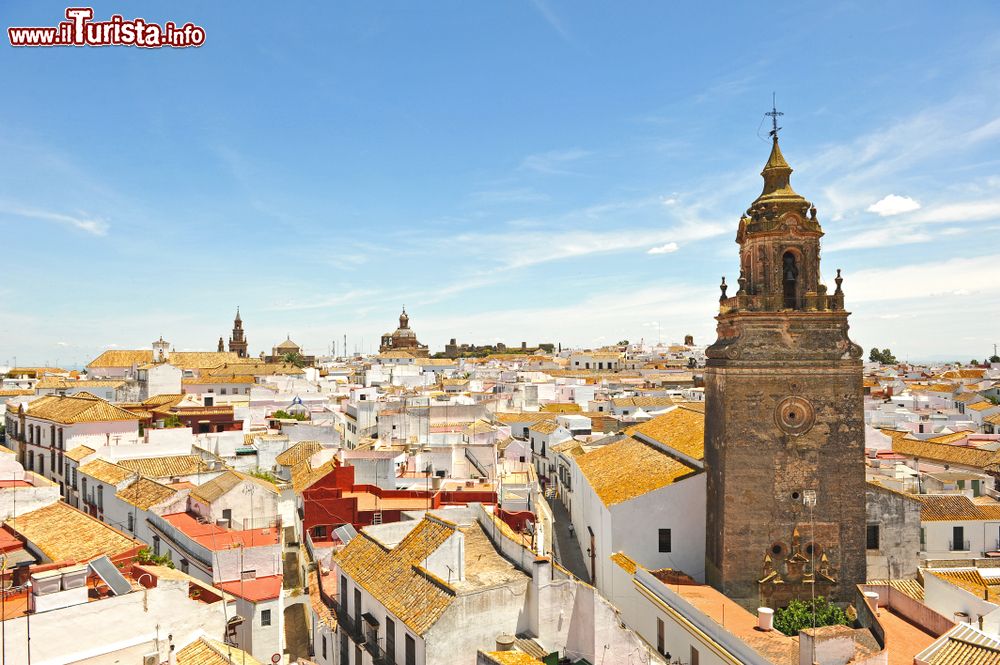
[[2, 1, 999, 366]]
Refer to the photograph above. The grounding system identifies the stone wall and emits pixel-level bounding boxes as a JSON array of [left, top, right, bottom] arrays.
[[705, 311, 867, 607]]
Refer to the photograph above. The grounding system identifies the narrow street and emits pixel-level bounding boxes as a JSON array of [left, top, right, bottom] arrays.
[[548, 496, 591, 583]]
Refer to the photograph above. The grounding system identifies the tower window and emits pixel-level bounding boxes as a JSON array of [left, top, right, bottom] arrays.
[[866, 524, 880, 550], [782, 251, 799, 309]]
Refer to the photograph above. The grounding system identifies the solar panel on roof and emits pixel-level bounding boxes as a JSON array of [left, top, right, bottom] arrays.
[[89, 555, 132, 596], [334, 524, 358, 544]]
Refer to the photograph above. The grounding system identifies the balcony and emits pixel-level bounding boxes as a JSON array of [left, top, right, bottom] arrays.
[[949, 539, 971, 552], [333, 604, 395, 665]]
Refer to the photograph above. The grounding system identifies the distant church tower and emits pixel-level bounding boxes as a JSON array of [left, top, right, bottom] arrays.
[[703, 131, 866, 607], [228, 308, 248, 358]]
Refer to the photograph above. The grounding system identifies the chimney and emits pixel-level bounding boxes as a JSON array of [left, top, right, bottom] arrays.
[[757, 607, 774, 631], [168, 644, 177, 665]]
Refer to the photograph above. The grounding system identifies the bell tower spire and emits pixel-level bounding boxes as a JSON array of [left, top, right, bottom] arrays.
[[228, 307, 248, 358]]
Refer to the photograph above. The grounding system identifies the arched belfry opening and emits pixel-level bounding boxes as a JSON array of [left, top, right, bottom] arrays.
[[782, 250, 799, 309]]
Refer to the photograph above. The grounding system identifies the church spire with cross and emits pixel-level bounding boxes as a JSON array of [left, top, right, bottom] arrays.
[[702, 109, 866, 608]]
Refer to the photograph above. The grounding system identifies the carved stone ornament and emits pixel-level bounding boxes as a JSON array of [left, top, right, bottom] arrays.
[[774, 395, 816, 436]]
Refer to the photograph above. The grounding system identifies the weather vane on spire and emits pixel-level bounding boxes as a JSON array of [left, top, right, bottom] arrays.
[[766, 92, 783, 139]]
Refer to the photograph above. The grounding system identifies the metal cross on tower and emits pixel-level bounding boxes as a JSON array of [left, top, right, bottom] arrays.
[[766, 92, 784, 139]]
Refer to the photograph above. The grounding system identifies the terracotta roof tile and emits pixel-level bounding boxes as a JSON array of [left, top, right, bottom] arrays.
[[78, 459, 133, 486], [116, 477, 179, 510], [891, 436, 995, 469], [576, 436, 698, 506], [190, 470, 277, 504], [625, 405, 705, 462], [8, 502, 137, 562], [334, 517, 456, 635], [176, 637, 263, 665], [23, 394, 140, 425], [166, 352, 240, 370], [917, 494, 1000, 521], [117, 455, 212, 479], [87, 350, 153, 368], [275, 441, 322, 467], [64, 445, 95, 462]]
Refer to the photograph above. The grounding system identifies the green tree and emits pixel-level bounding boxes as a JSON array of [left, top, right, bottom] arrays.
[[869, 348, 897, 364], [162, 414, 183, 428], [617, 339, 630, 346], [281, 351, 306, 368], [989, 355, 1000, 364], [773, 596, 849, 636]]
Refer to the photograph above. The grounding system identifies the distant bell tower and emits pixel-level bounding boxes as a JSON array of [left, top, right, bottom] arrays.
[[703, 121, 866, 607], [228, 307, 248, 358], [152, 336, 170, 363]]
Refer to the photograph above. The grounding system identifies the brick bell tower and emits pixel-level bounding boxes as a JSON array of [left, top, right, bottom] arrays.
[[703, 127, 866, 608], [228, 307, 248, 358]]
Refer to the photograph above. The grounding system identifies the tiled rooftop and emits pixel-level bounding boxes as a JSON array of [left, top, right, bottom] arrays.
[[334, 516, 456, 635], [78, 459, 133, 486], [9, 502, 139, 563], [576, 436, 698, 507], [116, 454, 213, 478], [625, 405, 705, 462], [23, 394, 139, 425]]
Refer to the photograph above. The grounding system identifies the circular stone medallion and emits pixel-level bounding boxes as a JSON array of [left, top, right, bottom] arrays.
[[774, 396, 815, 436]]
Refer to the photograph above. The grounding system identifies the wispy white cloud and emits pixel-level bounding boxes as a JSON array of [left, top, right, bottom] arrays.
[[455, 219, 725, 270], [867, 194, 920, 217], [263, 289, 376, 312], [845, 254, 1000, 303], [528, 0, 571, 42], [911, 198, 1000, 224], [647, 242, 679, 255], [0, 204, 109, 236], [826, 227, 932, 252], [520, 149, 591, 175]]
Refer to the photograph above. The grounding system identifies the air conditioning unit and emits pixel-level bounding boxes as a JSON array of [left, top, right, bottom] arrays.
[[142, 653, 158, 665]]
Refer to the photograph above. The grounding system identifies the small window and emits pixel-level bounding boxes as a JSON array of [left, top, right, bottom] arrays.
[[690, 645, 700, 665], [657, 617, 665, 654], [128, 513, 135, 532], [261, 609, 271, 626], [866, 524, 880, 550], [180, 559, 189, 573], [658, 528, 672, 553], [153, 535, 161, 556], [321, 635, 327, 659]]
